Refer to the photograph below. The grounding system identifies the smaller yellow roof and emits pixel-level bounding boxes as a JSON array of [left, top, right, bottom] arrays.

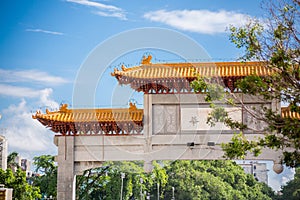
[[32, 103, 143, 123], [281, 106, 300, 119]]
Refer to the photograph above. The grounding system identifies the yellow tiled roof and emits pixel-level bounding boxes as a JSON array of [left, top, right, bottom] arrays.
[[32, 103, 143, 123], [111, 61, 273, 79], [281, 107, 300, 119], [33, 104, 298, 127]]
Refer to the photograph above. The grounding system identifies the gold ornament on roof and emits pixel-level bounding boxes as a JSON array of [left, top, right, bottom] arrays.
[[59, 104, 68, 112], [141, 55, 152, 65]]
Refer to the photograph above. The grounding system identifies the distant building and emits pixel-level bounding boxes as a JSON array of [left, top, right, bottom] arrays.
[[21, 159, 30, 171], [239, 161, 269, 184], [12, 156, 34, 184], [21, 159, 31, 175], [11, 156, 21, 172], [0, 135, 7, 170], [0, 184, 13, 200]]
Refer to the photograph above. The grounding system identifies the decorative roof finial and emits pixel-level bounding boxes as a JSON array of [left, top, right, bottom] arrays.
[[121, 64, 127, 71], [111, 68, 119, 76], [141, 55, 152, 65], [129, 102, 137, 110], [60, 104, 68, 112]]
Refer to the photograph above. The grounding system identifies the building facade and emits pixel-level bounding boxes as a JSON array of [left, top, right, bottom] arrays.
[[239, 161, 268, 184], [0, 135, 7, 170]]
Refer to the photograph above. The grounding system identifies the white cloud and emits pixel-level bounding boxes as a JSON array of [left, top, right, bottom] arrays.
[[66, 0, 121, 11], [0, 84, 48, 98], [0, 84, 60, 100], [26, 28, 64, 35], [0, 71, 62, 159], [144, 9, 251, 34], [0, 69, 68, 85], [66, 0, 127, 20], [94, 11, 126, 20], [38, 88, 60, 109], [281, 167, 295, 185], [1, 91, 59, 158]]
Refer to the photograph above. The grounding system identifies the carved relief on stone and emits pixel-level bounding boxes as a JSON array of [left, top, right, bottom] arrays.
[[152, 105, 178, 134], [153, 105, 164, 134], [181, 106, 242, 131], [165, 105, 178, 133]]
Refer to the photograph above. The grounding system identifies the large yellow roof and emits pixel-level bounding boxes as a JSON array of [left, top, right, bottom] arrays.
[[32, 103, 143, 123], [111, 56, 272, 79]]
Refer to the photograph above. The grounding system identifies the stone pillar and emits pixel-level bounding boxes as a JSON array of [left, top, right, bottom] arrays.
[[143, 94, 153, 172], [56, 136, 75, 200]]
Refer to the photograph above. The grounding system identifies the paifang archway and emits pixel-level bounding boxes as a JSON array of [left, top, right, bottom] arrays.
[[33, 58, 298, 200]]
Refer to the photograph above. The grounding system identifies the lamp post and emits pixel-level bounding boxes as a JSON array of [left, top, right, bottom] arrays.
[[157, 182, 159, 200], [120, 173, 125, 200], [171, 187, 175, 200], [140, 177, 143, 200]]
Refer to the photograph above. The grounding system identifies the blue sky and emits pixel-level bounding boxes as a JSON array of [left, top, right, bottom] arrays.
[[0, 0, 295, 190]]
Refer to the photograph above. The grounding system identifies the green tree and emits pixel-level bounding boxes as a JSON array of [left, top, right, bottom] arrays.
[[278, 167, 300, 200], [0, 168, 41, 200], [76, 165, 110, 199], [75, 160, 274, 200], [7, 151, 19, 169], [76, 161, 168, 200], [163, 160, 274, 200], [32, 155, 57, 198], [148, 161, 168, 199], [191, 0, 300, 167]]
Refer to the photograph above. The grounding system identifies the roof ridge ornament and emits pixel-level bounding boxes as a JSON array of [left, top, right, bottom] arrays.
[[141, 55, 152, 65], [129, 102, 137, 110], [60, 104, 68, 112], [32, 110, 41, 119], [111, 68, 119, 76], [121, 64, 127, 71]]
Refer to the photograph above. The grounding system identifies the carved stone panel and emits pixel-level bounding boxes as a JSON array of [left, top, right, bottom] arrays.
[[153, 105, 179, 134], [153, 105, 164, 134], [181, 106, 242, 131]]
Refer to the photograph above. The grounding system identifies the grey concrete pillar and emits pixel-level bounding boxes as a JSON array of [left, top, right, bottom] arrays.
[[56, 136, 75, 200]]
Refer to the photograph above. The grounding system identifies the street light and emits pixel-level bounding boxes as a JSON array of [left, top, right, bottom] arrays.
[[144, 191, 151, 200], [140, 177, 143, 200], [171, 187, 175, 200], [157, 182, 160, 200], [120, 173, 125, 200]]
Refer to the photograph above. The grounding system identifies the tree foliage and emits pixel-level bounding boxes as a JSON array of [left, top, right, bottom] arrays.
[[0, 168, 41, 200], [76, 161, 167, 200], [191, 0, 300, 167], [75, 160, 274, 200], [164, 160, 274, 200], [278, 167, 300, 199], [7, 151, 19, 169], [32, 155, 57, 198]]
